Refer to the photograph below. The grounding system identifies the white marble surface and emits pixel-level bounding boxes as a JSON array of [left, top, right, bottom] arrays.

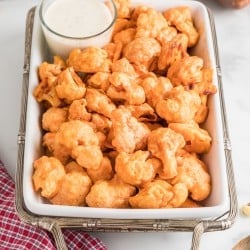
[[0, 0, 250, 249]]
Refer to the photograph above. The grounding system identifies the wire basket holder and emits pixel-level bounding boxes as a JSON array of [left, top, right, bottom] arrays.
[[15, 6, 237, 250]]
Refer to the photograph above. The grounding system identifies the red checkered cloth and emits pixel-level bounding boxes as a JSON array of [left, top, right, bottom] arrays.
[[0, 160, 107, 250]]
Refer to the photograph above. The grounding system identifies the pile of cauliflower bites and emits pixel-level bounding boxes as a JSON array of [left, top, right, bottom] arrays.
[[32, 1, 217, 209]]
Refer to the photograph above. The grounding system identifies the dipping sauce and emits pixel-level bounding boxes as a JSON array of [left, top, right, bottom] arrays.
[[39, 0, 117, 58]]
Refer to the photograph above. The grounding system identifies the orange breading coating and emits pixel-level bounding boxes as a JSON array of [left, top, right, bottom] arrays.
[[50, 166, 92, 206], [126, 103, 158, 122], [91, 113, 112, 134], [85, 88, 116, 118], [158, 33, 189, 70], [53, 55, 66, 70], [55, 120, 99, 150], [135, 7, 169, 39], [32, 156, 66, 199], [113, 0, 131, 19], [148, 127, 185, 179], [87, 72, 111, 92], [33, 62, 62, 107], [111, 57, 137, 77], [42, 107, 68, 132], [87, 156, 114, 183], [55, 67, 86, 103], [68, 99, 91, 121], [107, 72, 145, 105], [115, 150, 159, 186], [156, 86, 201, 123], [86, 175, 136, 208], [172, 152, 211, 201], [68, 48, 111, 73], [72, 145, 103, 170], [110, 106, 150, 153], [123, 37, 161, 72], [43, 132, 72, 164], [193, 68, 217, 95], [103, 41, 123, 62], [129, 180, 188, 208], [167, 56, 204, 87], [180, 198, 201, 208], [112, 18, 136, 37], [156, 25, 178, 45], [113, 28, 136, 47], [141, 74, 173, 108], [163, 6, 199, 47], [169, 121, 212, 154]]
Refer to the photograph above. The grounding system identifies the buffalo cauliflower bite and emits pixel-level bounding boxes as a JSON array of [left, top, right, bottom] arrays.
[[87, 156, 114, 183], [135, 7, 169, 39], [169, 121, 212, 154], [50, 163, 92, 206], [148, 127, 185, 179], [33, 62, 62, 107], [72, 145, 103, 170], [55, 67, 86, 103], [68, 48, 111, 73], [172, 152, 211, 201], [115, 150, 159, 186], [126, 103, 158, 122], [86, 175, 136, 208], [156, 86, 201, 123], [129, 180, 188, 208], [103, 41, 123, 62], [87, 72, 111, 92], [113, 0, 131, 19], [111, 57, 137, 77], [158, 33, 189, 71], [107, 72, 145, 105], [163, 6, 199, 47], [111, 106, 150, 153], [85, 88, 116, 118], [123, 37, 161, 73], [42, 107, 68, 132], [91, 113, 112, 134], [33, 156, 66, 199], [68, 99, 91, 121], [167, 56, 203, 87], [141, 74, 173, 108], [113, 28, 136, 47]]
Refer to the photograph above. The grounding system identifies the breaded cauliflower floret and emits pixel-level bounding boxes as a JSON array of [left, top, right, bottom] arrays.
[[169, 121, 212, 154], [87, 72, 111, 92], [32, 156, 65, 199], [87, 156, 114, 183], [141, 74, 173, 108], [68, 99, 91, 122], [33, 62, 62, 107], [123, 37, 161, 73], [158, 33, 189, 70], [111, 106, 150, 153], [107, 72, 145, 105], [156, 86, 201, 123], [148, 127, 185, 179], [56, 67, 86, 103], [167, 56, 203, 87], [113, 0, 131, 19], [68, 48, 111, 73], [172, 152, 211, 201], [85, 88, 116, 118], [129, 180, 188, 208], [42, 107, 68, 132], [115, 150, 159, 186], [163, 6, 199, 47], [50, 161, 92, 206], [86, 175, 136, 208]]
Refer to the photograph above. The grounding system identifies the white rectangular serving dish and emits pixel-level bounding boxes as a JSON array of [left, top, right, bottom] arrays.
[[22, 0, 229, 219]]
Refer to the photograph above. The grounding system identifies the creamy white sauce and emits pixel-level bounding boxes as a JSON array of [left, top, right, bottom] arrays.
[[40, 0, 115, 58], [44, 0, 113, 37]]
